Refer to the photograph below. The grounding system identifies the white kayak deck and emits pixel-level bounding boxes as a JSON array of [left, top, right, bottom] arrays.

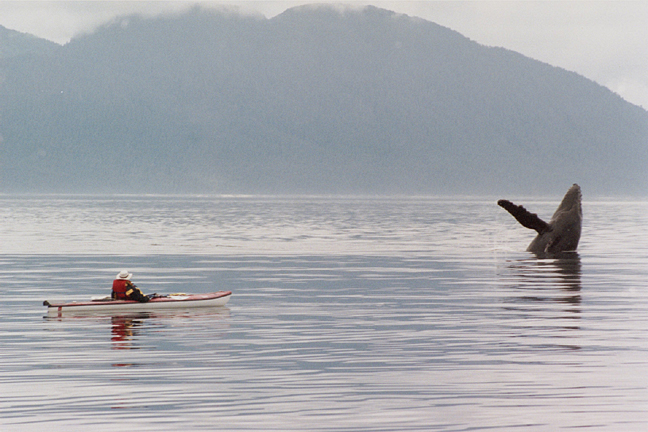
[[44, 291, 231, 315]]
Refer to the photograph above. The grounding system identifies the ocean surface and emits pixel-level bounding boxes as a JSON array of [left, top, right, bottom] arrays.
[[0, 195, 647, 431]]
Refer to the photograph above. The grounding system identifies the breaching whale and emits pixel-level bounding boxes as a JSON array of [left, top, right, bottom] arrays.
[[498, 184, 582, 255]]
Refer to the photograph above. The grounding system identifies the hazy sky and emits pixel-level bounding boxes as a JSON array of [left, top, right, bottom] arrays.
[[1, 1, 647, 109]]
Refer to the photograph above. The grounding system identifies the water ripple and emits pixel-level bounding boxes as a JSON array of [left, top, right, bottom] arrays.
[[0, 197, 647, 431]]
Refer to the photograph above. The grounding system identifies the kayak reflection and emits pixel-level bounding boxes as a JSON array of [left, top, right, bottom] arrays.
[[110, 307, 232, 351], [45, 306, 231, 353], [111, 314, 146, 351]]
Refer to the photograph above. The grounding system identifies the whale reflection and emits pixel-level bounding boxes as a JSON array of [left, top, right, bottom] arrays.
[[499, 252, 582, 333]]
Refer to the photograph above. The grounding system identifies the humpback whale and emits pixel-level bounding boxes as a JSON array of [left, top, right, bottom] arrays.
[[498, 184, 582, 255]]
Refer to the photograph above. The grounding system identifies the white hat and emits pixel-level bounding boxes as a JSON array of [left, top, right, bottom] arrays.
[[116, 270, 132, 280]]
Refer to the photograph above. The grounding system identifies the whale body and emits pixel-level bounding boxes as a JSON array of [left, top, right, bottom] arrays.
[[498, 184, 582, 255]]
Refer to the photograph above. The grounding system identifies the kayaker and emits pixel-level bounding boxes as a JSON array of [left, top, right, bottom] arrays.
[[112, 270, 150, 302]]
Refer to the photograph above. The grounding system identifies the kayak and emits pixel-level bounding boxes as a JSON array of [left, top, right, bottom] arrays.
[[44, 291, 232, 316]]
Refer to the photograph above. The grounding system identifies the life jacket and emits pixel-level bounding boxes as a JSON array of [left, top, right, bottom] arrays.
[[112, 279, 133, 300]]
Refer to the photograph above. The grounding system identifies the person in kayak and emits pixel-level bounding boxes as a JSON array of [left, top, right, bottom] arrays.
[[112, 270, 150, 302]]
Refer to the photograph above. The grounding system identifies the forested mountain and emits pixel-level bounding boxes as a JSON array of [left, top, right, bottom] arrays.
[[0, 25, 59, 59], [1, 5, 646, 195]]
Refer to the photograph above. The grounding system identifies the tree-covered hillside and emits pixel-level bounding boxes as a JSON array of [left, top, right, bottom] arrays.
[[0, 6, 646, 195]]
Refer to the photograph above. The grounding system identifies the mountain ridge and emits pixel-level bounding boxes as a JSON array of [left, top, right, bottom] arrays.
[[0, 5, 646, 196], [0, 24, 60, 59]]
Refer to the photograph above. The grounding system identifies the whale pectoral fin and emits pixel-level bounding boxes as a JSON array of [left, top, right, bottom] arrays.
[[497, 200, 551, 234]]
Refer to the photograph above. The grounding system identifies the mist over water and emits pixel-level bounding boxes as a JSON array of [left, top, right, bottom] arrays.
[[1, 196, 647, 431]]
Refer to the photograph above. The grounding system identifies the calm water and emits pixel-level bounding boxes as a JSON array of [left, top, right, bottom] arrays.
[[1, 195, 647, 431]]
